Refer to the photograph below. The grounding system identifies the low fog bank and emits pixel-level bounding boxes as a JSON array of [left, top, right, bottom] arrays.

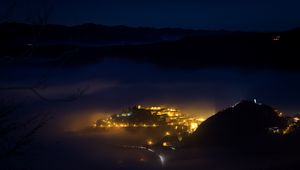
[[1, 129, 165, 170], [2, 58, 300, 119], [2, 128, 298, 170]]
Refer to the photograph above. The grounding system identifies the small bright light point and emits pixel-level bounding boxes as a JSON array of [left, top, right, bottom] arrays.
[[178, 136, 183, 141], [147, 140, 153, 145], [272, 35, 281, 41], [162, 142, 171, 147]]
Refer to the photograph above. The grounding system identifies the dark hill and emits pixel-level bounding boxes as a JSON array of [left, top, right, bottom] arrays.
[[189, 100, 287, 146]]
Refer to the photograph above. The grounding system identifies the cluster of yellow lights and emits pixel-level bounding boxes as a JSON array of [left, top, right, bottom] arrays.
[[283, 124, 293, 135], [97, 123, 162, 128], [189, 122, 199, 133], [94, 105, 206, 135], [167, 108, 177, 112], [143, 106, 179, 116], [96, 119, 204, 134], [148, 106, 162, 110], [146, 139, 175, 147], [269, 115, 300, 135]]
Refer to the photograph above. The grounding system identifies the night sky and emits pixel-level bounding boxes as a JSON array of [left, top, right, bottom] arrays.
[[1, 0, 300, 31]]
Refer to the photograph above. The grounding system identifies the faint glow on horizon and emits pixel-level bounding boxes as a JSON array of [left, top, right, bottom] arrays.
[[189, 122, 198, 133], [197, 118, 206, 122]]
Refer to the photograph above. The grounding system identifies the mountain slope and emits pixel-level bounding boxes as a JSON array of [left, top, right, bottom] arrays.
[[189, 100, 287, 146]]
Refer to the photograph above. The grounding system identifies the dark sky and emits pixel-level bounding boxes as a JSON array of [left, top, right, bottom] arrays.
[[1, 0, 300, 31]]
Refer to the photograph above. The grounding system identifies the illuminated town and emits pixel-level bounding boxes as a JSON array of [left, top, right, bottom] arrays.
[[269, 113, 300, 135], [88, 101, 300, 153], [92, 105, 206, 147]]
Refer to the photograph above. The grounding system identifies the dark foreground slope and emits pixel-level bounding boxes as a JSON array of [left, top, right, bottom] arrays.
[[167, 101, 300, 169], [190, 101, 286, 145], [185, 101, 300, 155]]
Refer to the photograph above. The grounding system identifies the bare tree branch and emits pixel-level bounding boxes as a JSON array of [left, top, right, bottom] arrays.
[[0, 101, 51, 160], [0, 0, 87, 162], [0, 85, 88, 103], [0, 0, 17, 22]]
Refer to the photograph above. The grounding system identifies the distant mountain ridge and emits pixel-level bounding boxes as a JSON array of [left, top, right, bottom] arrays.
[[1, 22, 300, 70], [0, 22, 234, 45]]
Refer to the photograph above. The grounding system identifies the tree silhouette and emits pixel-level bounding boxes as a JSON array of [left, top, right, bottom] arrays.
[[0, 0, 87, 161], [0, 100, 50, 160]]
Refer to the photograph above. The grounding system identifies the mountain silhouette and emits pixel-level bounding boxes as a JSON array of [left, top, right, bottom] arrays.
[[188, 100, 287, 146], [1, 22, 300, 70], [0, 22, 230, 45]]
